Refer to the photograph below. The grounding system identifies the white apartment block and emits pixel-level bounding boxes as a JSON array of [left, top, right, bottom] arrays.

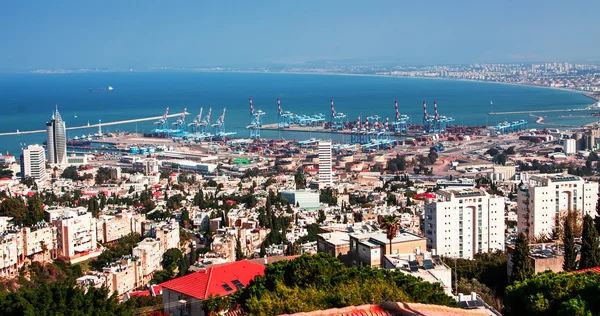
[[22, 224, 56, 262], [0, 229, 22, 278], [142, 220, 180, 251], [424, 189, 505, 260], [51, 208, 100, 264], [20, 144, 47, 182], [318, 140, 333, 189], [517, 175, 598, 241], [97, 213, 145, 244]]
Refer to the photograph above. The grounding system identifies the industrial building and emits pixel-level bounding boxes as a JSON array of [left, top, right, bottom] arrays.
[[280, 190, 320, 209]]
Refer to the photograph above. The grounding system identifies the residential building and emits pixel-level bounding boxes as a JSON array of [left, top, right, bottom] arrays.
[[383, 250, 452, 295], [424, 189, 504, 259], [143, 158, 160, 176], [349, 231, 427, 267], [51, 208, 100, 263], [507, 242, 574, 280], [132, 238, 162, 283], [517, 175, 598, 241], [318, 140, 333, 189], [161, 260, 266, 316], [102, 256, 141, 297], [46, 108, 67, 166], [317, 231, 351, 264], [0, 229, 21, 278], [22, 224, 56, 262], [281, 190, 320, 208], [20, 144, 46, 182], [97, 213, 145, 244], [142, 220, 180, 251]]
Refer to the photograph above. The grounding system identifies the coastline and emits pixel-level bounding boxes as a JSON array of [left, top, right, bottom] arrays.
[[186, 69, 600, 104]]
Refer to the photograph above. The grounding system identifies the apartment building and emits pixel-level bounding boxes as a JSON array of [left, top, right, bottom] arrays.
[[383, 250, 453, 296], [318, 141, 333, 189], [97, 212, 145, 244], [317, 231, 352, 265], [22, 224, 56, 262], [51, 208, 100, 264], [20, 144, 47, 183], [102, 256, 141, 297], [517, 175, 598, 241], [142, 220, 180, 251], [349, 231, 427, 267], [132, 238, 163, 284], [424, 189, 504, 260], [0, 228, 22, 278]]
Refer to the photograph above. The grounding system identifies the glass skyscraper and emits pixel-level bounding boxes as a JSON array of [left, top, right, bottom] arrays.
[[46, 108, 67, 166]]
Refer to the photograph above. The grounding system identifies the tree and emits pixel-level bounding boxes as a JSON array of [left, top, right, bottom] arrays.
[[232, 253, 459, 315], [503, 271, 600, 316], [0, 198, 27, 225], [380, 215, 399, 254], [511, 232, 533, 284], [579, 215, 600, 269], [235, 238, 244, 261], [259, 243, 266, 258], [181, 209, 190, 228], [162, 248, 183, 271], [563, 213, 578, 271]]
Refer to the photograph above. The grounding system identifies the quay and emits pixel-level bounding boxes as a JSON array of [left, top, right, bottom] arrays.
[[0, 113, 184, 137], [488, 107, 596, 115]]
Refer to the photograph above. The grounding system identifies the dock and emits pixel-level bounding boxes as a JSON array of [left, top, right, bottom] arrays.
[[0, 113, 184, 137], [488, 108, 596, 115]]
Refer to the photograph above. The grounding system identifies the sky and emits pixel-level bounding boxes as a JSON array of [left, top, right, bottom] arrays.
[[1, 0, 599, 70]]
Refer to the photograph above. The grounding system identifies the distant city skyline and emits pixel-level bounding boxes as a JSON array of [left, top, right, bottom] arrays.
[[1, 0, 600, 71]]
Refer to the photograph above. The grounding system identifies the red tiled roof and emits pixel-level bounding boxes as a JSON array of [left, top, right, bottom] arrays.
[[413, 193, 436, 200], [127, 290, 151, 298], [25, 192, 35, 197], [573, 266, 600, 274], [0, 177, 11, 181], [150, 285, 162, 296], [281, 302, 490, 316], [160, 260, 266, 300]]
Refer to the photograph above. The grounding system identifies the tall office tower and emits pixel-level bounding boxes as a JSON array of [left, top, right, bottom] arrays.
[[20, 144, 47, 182], [424, 189, 505, 260], [517, 175, 598, 241], [318, 140, 333, 189], [46, 108, 67, 166]]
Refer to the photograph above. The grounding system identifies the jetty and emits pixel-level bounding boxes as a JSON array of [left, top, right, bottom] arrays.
[[489, 107, 596, 115], [0, 113, 184, 137]]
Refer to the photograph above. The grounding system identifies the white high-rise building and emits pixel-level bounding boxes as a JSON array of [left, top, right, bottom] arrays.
[[20, 144, 47, 182], [46, 108, 67, 166], [517, 175, 598, 241], [424, 189, 505, 260], [318, 140, 333, 189]]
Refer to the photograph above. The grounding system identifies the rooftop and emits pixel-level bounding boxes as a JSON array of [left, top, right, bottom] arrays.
[[160, 260, 265, 300], [280, 302, 490, 316]]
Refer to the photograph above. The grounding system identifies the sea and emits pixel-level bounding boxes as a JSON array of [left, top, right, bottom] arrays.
[[0, 72, 595, 155]]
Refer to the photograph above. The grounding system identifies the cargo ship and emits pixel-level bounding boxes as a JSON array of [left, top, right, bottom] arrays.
[[89, 86, 114, 92]]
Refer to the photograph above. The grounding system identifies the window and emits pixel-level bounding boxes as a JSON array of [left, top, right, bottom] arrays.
[[231, 279, 244, 289], [222, 284, 234, 292]]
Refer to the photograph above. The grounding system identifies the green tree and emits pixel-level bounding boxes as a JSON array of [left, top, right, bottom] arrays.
[[504, 271, 600, 316], [259, 243, 267, 258], [511, 232, 533, 283], [380, 215, 399, 254], [235, 238, 244, 261], [162, 248, 183, 271], [0, 198, 27, 225], [579, 214, 600, 269], [563, 213, 578, 271]]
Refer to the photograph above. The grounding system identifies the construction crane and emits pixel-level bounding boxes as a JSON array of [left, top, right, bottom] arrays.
[[247, 98, 265, 139], [188, 107, 203, 133], [198, 107, 212, 134], [154, 107, 169, 130], [172, 107, 188, 131], [277, 98, 292, 128], [329, 99, 346, 131], [212, 107, 227, 135]]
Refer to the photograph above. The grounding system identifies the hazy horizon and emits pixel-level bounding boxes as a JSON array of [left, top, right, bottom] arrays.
[[2, 0, 600, 71]]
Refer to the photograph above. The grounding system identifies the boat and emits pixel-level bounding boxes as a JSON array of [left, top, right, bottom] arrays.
[[88, 86, 114, 92], [74, 113, 78, 118]]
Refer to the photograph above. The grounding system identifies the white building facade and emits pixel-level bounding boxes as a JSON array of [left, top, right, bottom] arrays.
[[20, 144, 47, 182], [46, 109, 67, 166], [517, 175, 598, 241], [318, 141, 333, 189], [424, 189, 505, 260]]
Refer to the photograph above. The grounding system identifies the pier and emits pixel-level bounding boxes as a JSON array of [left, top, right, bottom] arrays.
[[488, 106, 596, 115], [0, 113, 184, 137]]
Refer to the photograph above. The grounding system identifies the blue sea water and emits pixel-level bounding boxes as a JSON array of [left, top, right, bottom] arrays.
[[0, 72, 595, 154]]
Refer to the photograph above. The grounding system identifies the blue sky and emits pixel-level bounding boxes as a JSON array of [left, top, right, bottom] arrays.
[[1, 0, 599, 70]]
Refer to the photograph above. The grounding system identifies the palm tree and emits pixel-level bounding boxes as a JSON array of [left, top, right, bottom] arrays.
[[380, 215, 400, 254]]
